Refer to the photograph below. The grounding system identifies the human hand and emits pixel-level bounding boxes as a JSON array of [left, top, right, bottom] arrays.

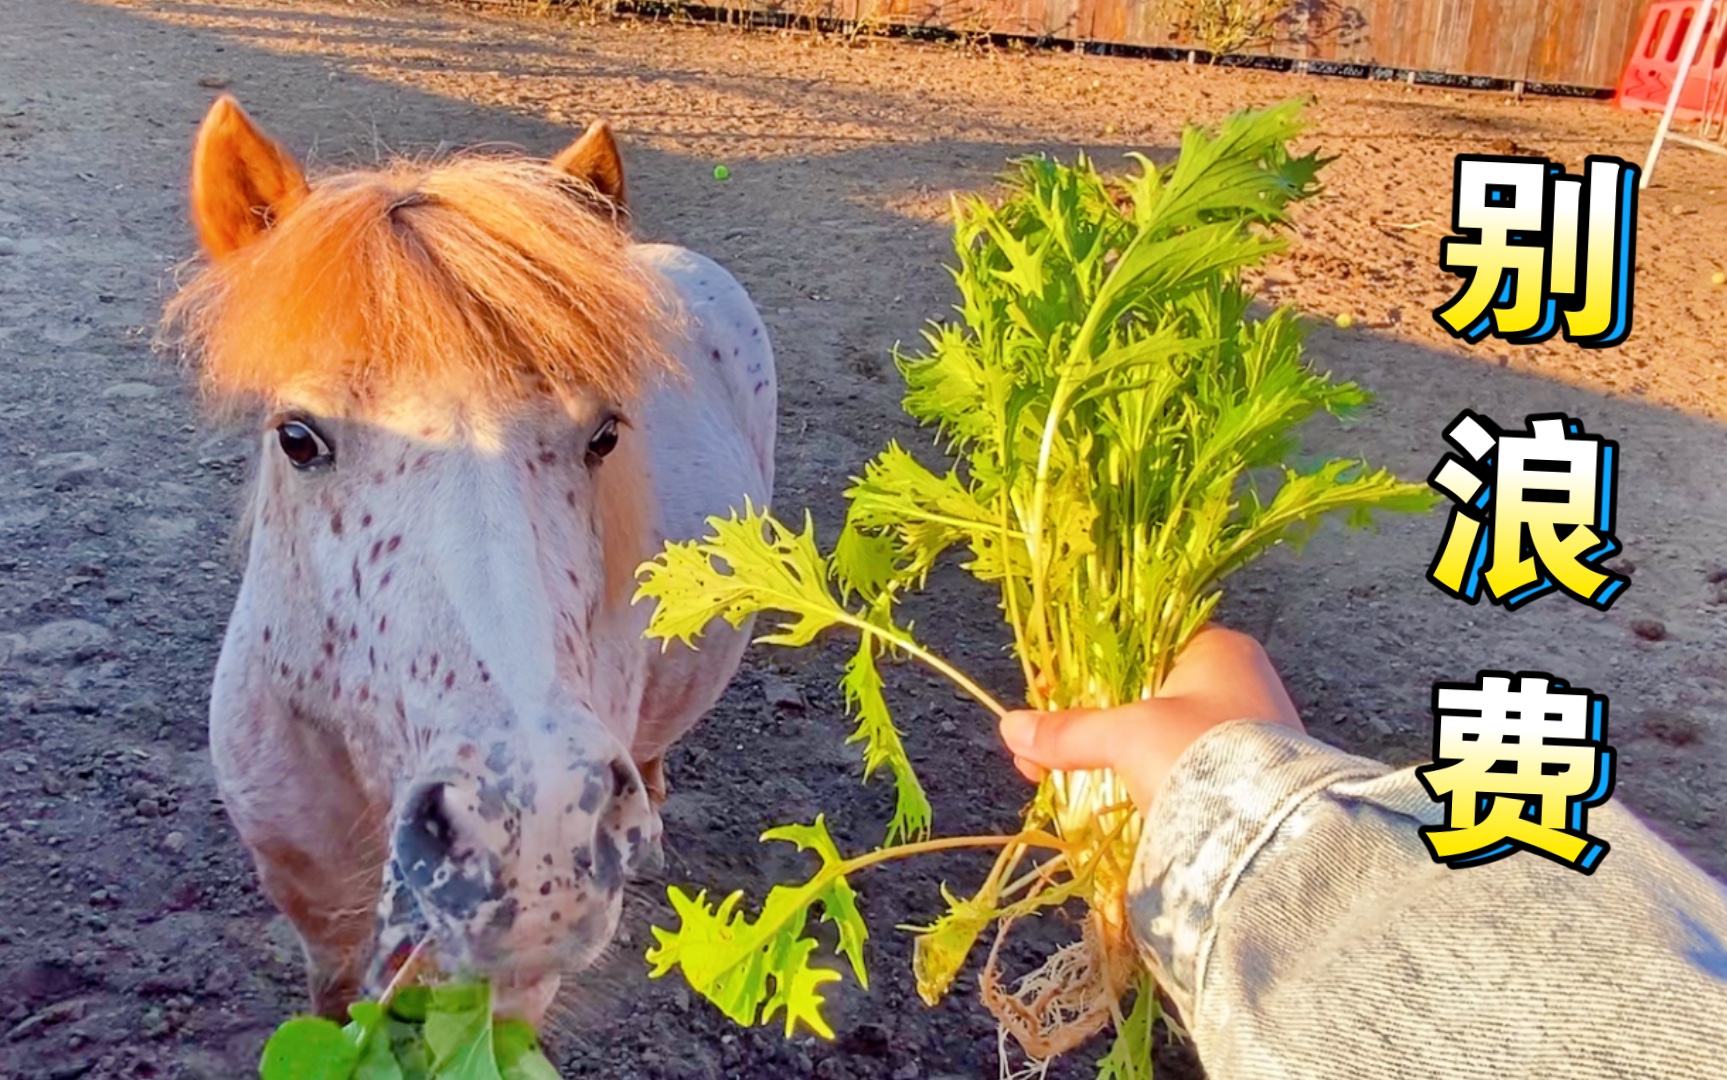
[[998, 627, 1305, 813]]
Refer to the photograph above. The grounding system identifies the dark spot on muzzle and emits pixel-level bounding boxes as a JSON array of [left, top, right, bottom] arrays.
[[475, 773, 511, 824], [490, 896, 520, 933], [593, 831, 623, 893], [576, 773, 605, 814]]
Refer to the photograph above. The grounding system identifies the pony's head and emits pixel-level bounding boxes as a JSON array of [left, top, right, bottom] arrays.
[[168, 97, 672, 1019]]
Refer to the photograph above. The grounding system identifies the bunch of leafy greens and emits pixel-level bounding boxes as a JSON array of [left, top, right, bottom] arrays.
[[634, 101, 1434, 1075], [259, 982, 558, 1080]]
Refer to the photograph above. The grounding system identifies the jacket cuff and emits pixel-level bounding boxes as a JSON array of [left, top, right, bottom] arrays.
[[1124, 720, 1389, 1017]]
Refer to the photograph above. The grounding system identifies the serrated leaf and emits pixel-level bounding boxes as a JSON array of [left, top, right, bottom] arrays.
[[1095, 975, 1158, 1080], [832, 522, 898, 604], [845, 443, 1001, 585], [907, 869, 1090, 1008], [841, 642, 932, 844], [637, 505, 932, 842], [635, 502, 840, 650], [762, 819, 870, 991], [909, 885, 994, 1006], [646, 816, 869, 1040]]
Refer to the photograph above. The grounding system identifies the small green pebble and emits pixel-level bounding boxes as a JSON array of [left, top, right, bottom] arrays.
[[713, 165, 730, 181], [1334, 313, 1355, 329]]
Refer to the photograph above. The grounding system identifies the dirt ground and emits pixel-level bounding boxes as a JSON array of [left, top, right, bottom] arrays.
[[2, 1, 1725, 1077]]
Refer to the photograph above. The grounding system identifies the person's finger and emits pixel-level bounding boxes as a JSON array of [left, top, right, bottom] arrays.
[[1012, 754, 1046, 784], [1000, 706, 1157, 773]]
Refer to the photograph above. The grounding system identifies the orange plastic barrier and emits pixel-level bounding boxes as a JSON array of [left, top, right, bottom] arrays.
[[1617, 1, 1727, 119]]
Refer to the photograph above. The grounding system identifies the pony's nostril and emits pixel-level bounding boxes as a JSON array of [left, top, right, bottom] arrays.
[[397, 782, 457, 876], [596, 755, 661, 881], [390, 779, 510, 933], [607, 757, 639, 802]]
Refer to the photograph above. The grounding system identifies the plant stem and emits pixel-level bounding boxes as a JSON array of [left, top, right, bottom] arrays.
[[868, 829, 1070, 865], [998, 850, 1069, 900], [379, 940, 433, 1008], [999, 489, 1040, 705], [1024, 375, 1076, 685], [834, 611, 1010, 718]]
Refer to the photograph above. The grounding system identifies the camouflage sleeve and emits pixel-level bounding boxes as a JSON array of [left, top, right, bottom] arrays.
[[1126, 720, 1727, 1078]]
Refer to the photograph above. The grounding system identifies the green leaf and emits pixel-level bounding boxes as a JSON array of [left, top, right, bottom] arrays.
[[494, 1021, 561, 1080], [845, 443, 1001, 585], [388, 988, 431, 1023], [261, 981, 552, 1080], [635, 502, 841, 650], [261, 1017, 360, 1080], [841, 642, 931, 844], [423, 983, 502, 1080], [1095, 974, 1158, 1080], [646, 816, 869, 1039], [762, 820, 870, 993], [385, 1017, 433, 1080], [832, 522, 898, 605], [907, 871, 1089, 1008], [345, 1003, 405, 1080], [909, 885, 994, 1006], [637, 504, 933, 841]]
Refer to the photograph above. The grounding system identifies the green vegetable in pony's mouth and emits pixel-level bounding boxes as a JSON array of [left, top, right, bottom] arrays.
[[633, 99, 1435, 1078], [259, 981, 559, 1080]]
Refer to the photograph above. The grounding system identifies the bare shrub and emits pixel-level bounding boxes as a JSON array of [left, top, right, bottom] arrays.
[[1157, 0, 1302, 58]]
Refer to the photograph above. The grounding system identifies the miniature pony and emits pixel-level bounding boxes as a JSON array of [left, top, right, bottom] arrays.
[[166, 97, 775, 1021]]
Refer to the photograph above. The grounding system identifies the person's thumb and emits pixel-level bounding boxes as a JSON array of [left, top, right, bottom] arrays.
[[1000, 706, 1147, 774]]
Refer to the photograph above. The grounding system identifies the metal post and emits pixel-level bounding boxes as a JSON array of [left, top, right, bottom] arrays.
[[1643, 0, 1718, 189], [1702, 13, 1727, 140]]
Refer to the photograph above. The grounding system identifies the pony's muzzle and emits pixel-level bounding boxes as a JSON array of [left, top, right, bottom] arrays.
[[389, 746, 662, 979]]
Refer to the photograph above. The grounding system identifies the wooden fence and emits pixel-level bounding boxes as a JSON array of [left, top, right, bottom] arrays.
[[708, 0, 1645, 90]]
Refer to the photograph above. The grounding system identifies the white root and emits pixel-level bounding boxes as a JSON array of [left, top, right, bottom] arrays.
[[980, 910, 1138, 1060]]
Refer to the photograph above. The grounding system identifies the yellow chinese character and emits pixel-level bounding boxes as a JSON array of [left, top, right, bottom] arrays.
[[1434, 154, 1639, 347], [1427, 411, 1627, 610], [1417, 673, 1614, 873], [1550, 157, 1639, 346], [1436, 157, 1550, 340]]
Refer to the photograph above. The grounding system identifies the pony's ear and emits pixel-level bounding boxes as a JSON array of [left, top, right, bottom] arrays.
[[189, 95, 309, 259], [551, 121, 627, 209]]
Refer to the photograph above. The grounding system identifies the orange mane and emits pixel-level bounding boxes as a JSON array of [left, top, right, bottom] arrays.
[[163, 155, 675, 417]]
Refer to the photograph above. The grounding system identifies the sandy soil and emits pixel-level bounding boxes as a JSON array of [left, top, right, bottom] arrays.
[[1, 1, 1724, 1077]]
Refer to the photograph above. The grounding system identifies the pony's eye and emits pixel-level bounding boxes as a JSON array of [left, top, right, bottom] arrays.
[[586, 416, 620, 465], [276, 420, 333, 470]]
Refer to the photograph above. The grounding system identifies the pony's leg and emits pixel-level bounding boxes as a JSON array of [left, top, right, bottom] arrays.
[[638, 756, 668, 806], [212, 702, 387, 1019]]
